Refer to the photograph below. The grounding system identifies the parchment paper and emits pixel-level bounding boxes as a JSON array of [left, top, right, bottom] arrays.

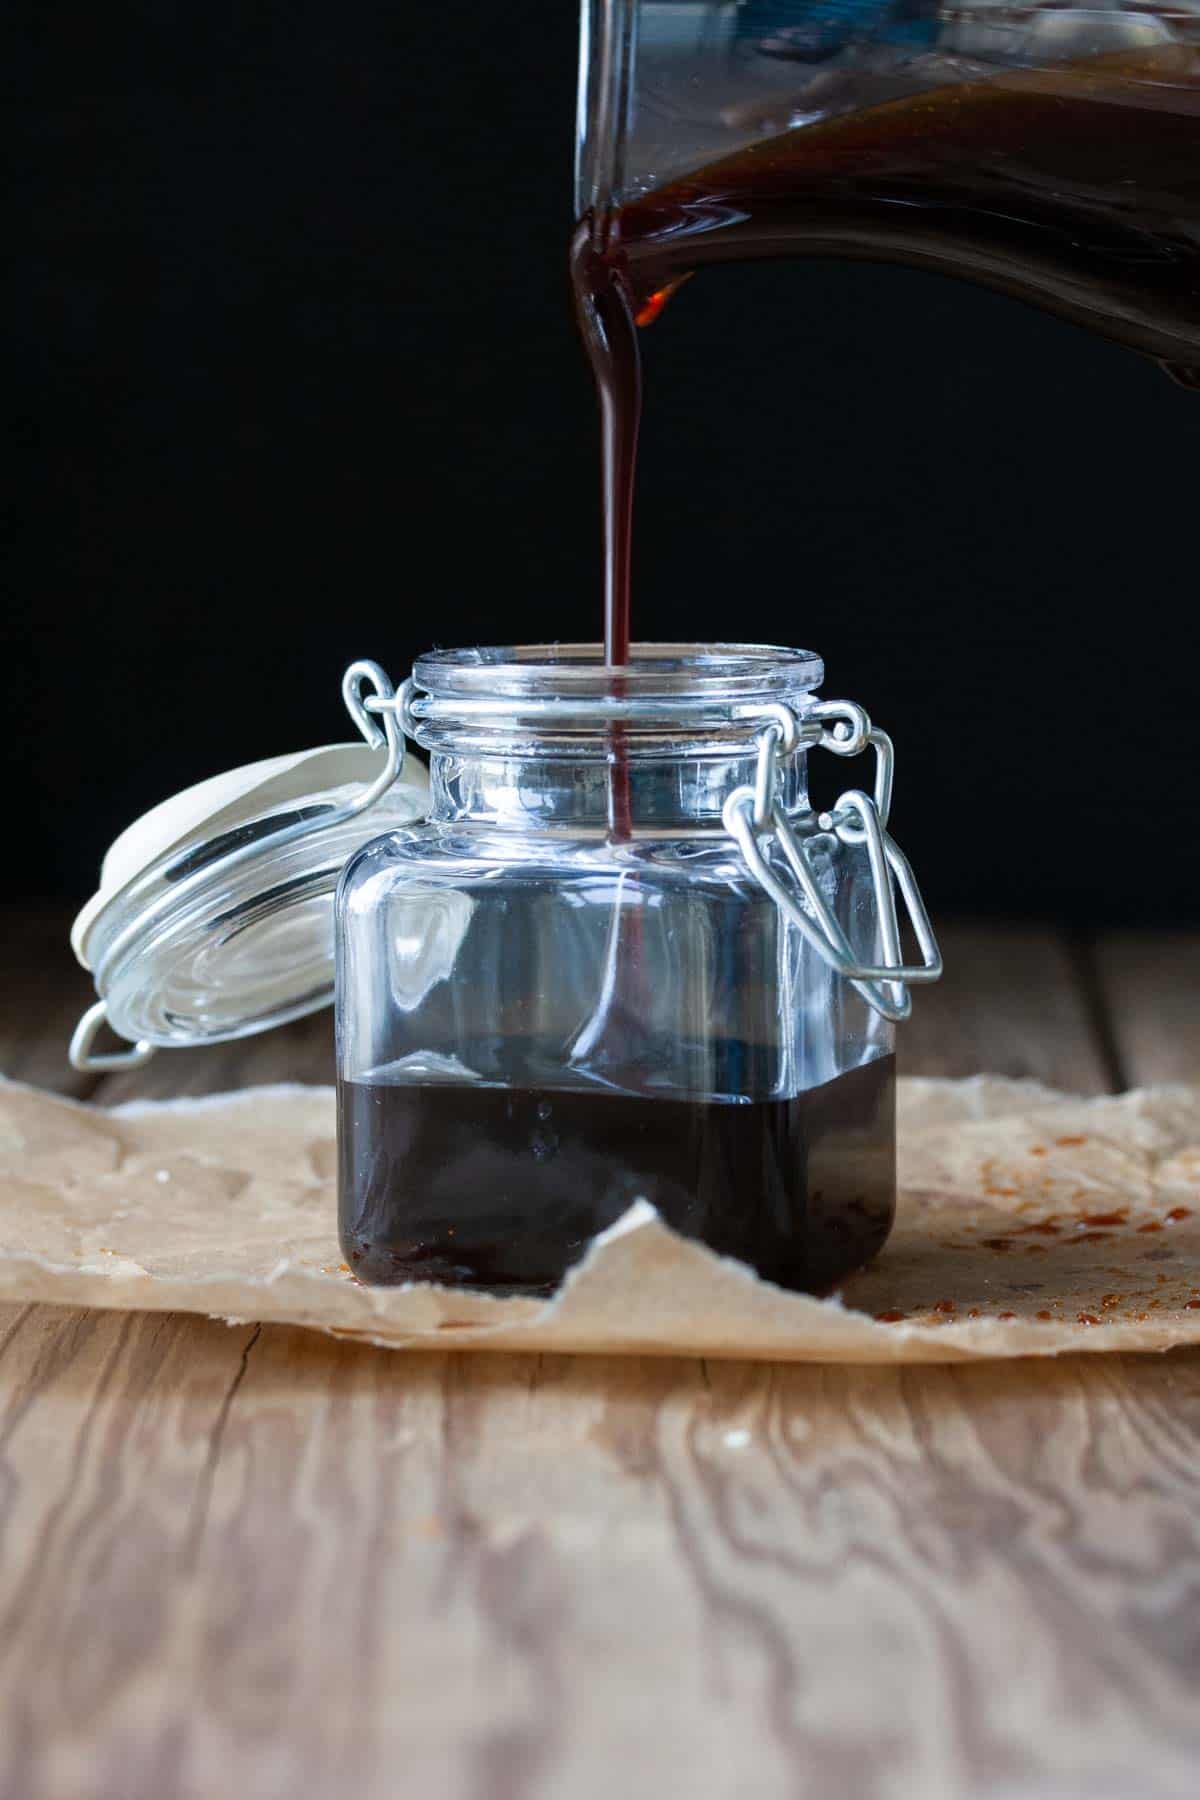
[[2, 1074, 1200, 1361]]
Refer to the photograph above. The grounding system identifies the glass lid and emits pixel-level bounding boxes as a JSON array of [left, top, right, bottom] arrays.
[[69, 662, 427, 1071]]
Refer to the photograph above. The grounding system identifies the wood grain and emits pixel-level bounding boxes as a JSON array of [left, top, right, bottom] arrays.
[[4, 909, 1200, 1800], [2, 1306, 1199, 1800], [900, 923, 1114, 1094], [13, 914, 1113, 1105], [0, 908, 100, 1100], [1094, 931, 1200, 1088]]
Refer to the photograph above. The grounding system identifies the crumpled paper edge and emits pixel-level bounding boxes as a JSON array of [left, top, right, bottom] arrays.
[[3, 1075, 1200, 1362]]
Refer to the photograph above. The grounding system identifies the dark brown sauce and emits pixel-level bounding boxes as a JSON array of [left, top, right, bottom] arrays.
[[338, 1052, 895, 1297], [571, 46, 1200, 652], [570, 214, 641, 668]]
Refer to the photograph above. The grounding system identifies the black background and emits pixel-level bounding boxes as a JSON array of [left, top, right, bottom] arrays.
[[6, 3, 1198, 921]]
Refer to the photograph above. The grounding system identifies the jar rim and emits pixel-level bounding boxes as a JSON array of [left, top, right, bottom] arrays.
[[412, 641, 824, 701]]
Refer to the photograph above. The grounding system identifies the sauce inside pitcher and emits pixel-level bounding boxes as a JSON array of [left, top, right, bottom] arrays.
[[572, 42, 1200, 656]]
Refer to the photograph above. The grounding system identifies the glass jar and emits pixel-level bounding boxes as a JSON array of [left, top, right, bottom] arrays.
[[336, 642, 940, 1297], [68, 641, 938, 1300]]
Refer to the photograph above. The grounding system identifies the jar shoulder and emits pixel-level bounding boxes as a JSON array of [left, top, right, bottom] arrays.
[[337, 821, 759, 906]]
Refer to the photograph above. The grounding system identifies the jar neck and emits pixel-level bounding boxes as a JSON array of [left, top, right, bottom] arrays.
[[408, 644, 825, 830], [426, 745, 810, 830]]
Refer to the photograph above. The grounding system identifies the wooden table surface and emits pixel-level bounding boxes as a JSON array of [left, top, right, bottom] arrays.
[[3, 914, 1200, 1800]]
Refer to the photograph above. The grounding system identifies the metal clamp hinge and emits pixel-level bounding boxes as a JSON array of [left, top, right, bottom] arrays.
[[68, 1002, 156, 1073], [723, 700, 943, 1024]]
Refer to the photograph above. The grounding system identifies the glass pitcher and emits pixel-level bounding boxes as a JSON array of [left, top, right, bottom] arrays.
[[576, 0, 1200, 371]]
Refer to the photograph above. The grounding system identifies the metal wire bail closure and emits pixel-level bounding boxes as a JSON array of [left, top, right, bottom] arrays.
[[723, 700, 942, 1024], [68, 1001, 155, 1073], [68, 662, 408, 1073]]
